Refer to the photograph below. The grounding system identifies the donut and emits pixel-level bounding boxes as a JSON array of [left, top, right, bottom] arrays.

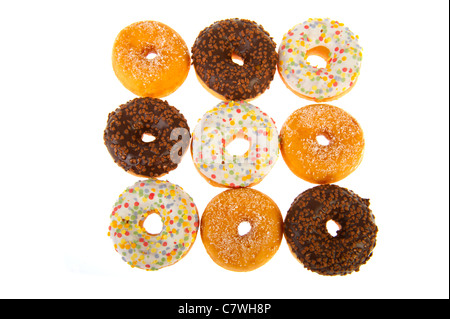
[[191, 18, 278, 101], [108, 179, 199, 270], [200, 188, 283, 272], [278, 18, 362, 102], [112, 21, 190, 98], [280, 104, 364, 184], [191, 100, 279, 188], [103, 97, 191, 178], [284, 184, 377, 276]]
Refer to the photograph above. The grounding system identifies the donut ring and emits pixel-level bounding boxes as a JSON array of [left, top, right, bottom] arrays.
[[284, 184, 378, 276], [278, 18, 362, 102], [108, 179, 199, 271], [112, 21, 190, 98], [191, 18, 278, 101], [280, 104, 364, 184], [103, 97, 190, 178], [200, 188, 283, 272], [191, 100, 279, 188]]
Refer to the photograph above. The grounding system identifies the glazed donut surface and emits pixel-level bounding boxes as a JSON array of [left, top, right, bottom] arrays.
[[278, 18, 362, 102], [284, 184, 377, 276], [280, 103, 364, 184], [108, 179, 199, 271], [192, 18, 278, 101], [112, 21, 190, 98], [201, 188, 283, 272], [103, 97, 190, 178]]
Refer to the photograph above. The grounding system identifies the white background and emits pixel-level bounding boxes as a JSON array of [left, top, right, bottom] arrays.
[[0, 0, 448, 299]]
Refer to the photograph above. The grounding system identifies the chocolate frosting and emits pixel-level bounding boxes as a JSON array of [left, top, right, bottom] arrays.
[[284, 184, 378, 276], [103, 97, 190, 177], [191, 18, 278, 100]]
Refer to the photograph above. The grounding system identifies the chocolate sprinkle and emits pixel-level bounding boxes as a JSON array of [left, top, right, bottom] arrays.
[[103, 97, 190, 177], [191, 18, 278, 100], [284, 184, 378, 276]]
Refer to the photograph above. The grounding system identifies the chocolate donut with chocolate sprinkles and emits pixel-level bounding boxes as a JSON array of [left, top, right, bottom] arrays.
[[284, 184, 378, 276], [104, 97, 190, 178], [191, 18, 278, 101]]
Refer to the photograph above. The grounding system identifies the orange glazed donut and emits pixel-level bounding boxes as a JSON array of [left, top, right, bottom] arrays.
[[280, 104, 364, 184], [200, 188, 283, 272], [112, 21, 190, 98]]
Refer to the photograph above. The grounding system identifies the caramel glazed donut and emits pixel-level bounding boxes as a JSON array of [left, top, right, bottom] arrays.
[[284, 184, 377, 276], [112, 21, 190, 98], [104, 97, 190, 178], [191, 18, 278, 101], [201, 188, 283, 272]]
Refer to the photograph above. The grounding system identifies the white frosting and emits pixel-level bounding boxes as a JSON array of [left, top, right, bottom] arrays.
[[108, 179, 199, 270], [278, 18, 362, 101], [191, 101, 279, 188]]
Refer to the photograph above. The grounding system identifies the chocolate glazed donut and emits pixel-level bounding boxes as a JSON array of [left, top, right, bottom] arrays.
[[103, 97, 190, 178], [284, 184, 378, 276], [191, 18, 278, 101]]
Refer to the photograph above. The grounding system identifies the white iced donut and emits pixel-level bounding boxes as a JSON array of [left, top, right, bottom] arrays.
[[108, 179, 199, 270], [278, 18, 362, 102], [191, 101, 279, 188]]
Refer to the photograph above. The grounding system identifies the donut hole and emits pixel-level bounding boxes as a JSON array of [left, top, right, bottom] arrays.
[[238, 221, 252, 236], [305, 46, 330, 68], [142, 133, 156, 143], [306, 55, 327, 68], [231, 53, 244, 66], [142, 211, 163, 235], [225, 137, 250, 156], [316, 134, 330, 146], [326, 219, 341, 237], [145, 52, 158, 60]]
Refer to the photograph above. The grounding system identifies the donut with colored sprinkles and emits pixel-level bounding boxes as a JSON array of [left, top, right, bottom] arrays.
[[191, 18, 278, 101], [284, 184, 378, 276], [103, 97, 190, 178]]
